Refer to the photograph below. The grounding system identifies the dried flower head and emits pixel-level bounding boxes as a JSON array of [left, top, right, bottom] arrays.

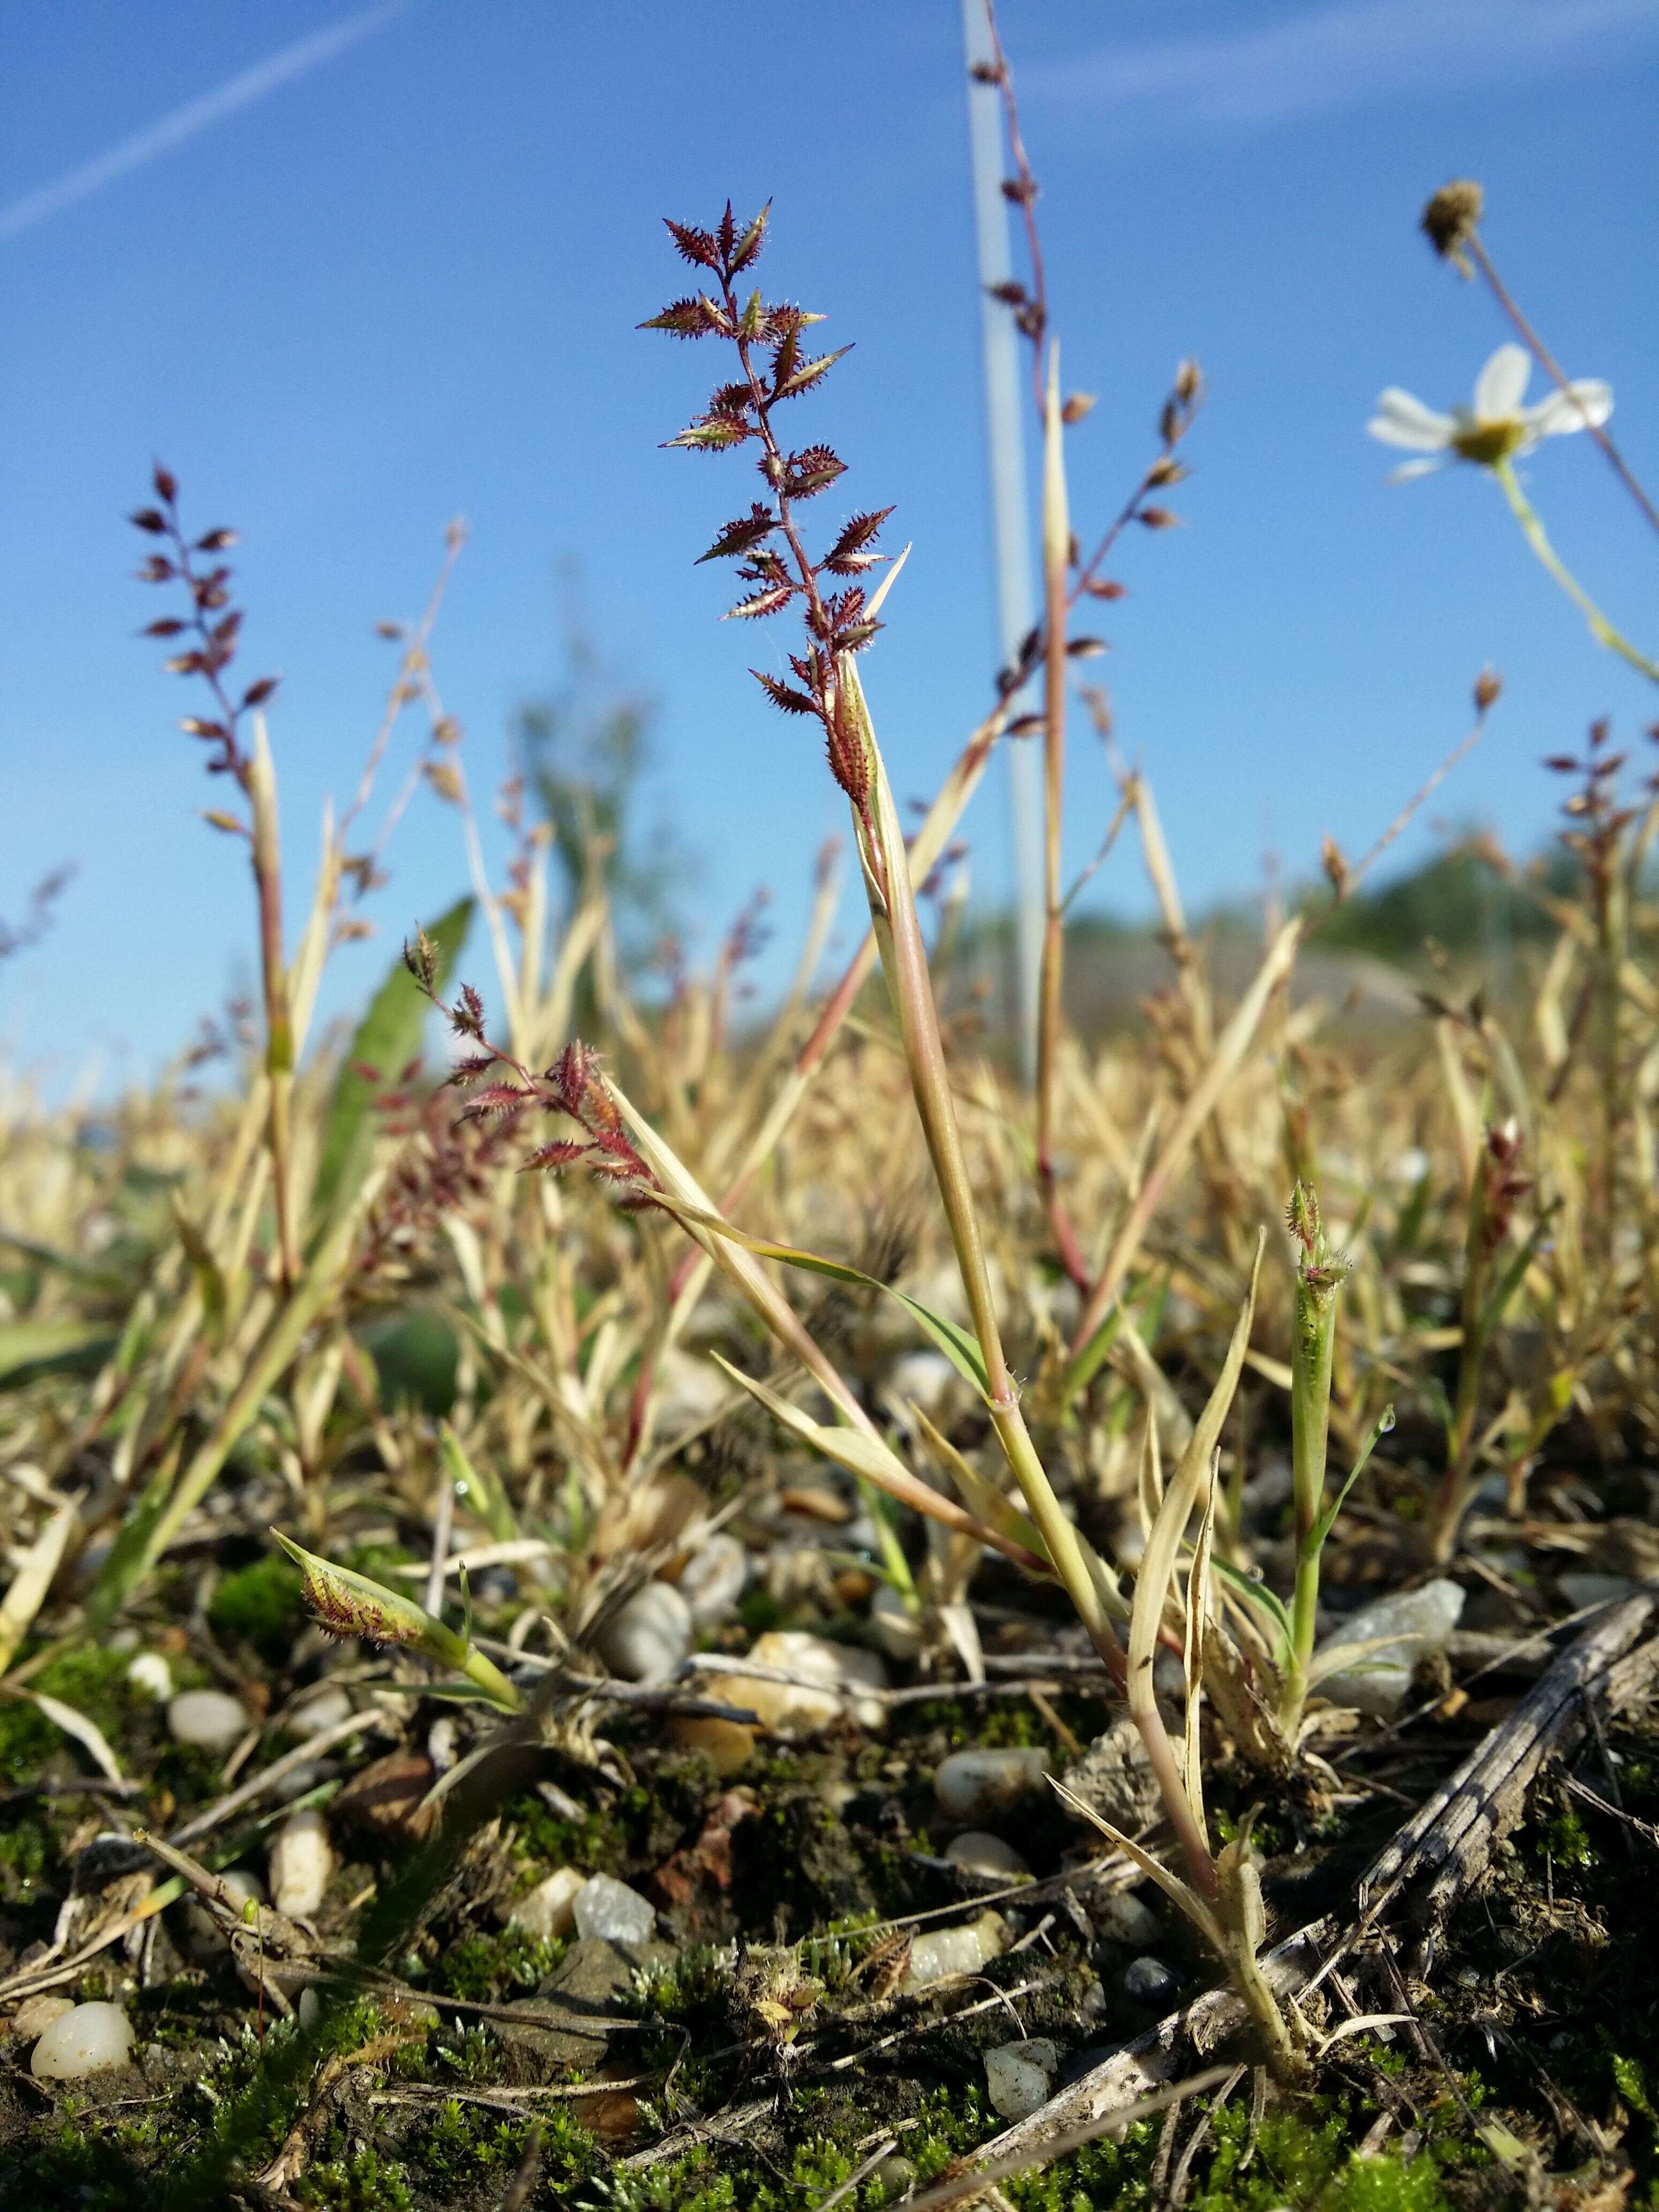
[[1421, 180, 1484, 271]]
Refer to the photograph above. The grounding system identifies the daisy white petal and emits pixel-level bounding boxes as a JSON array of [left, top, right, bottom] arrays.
[[1525, 379, 1613, 438], [1368, 388, 1455, 451], [1474, 344, 1531, 421], [1388, 456, 1446, 482]]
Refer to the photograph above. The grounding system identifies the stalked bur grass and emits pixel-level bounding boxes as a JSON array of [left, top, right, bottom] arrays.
[[1061, 1235, 1304, 2079], [130, 470, 298, 1289], [414, 203, 1306, 2067], [273, 1533, 521, 1710], [1278, 1188, 1357, 1740], [1035, 345, 1086, 1290], [585, 200, 1303, 2073]]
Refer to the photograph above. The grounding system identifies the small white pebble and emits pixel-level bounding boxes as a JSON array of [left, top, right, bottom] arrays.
[[676, 1534, 748, 1631], [1315, 1579, 1465, 1717], [872, 2155, 916, 2199], [902, 1910, 1008, 1992], [125, 1653, 173, 1701], [887, 1349, 961, 1417], [572, 1872, 656, 1948], [596, 1581, 693, 1686], [269, 1808, 334, 1920], [510, 1866, 586, 1942], [166, 1688, 249, 1757], [287, 1685, 352, 1737], [868, 1583, 924, 1664], [427, 1715, 459, 1774], [933, 1747, 1051, 1822], [31, 2001, 134, 2080], [944, 1830, 1030, 1881], [984, 2036, 1058, 2120]]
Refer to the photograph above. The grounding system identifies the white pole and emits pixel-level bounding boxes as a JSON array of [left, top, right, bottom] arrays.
[[961, 0, 1043, 1085]]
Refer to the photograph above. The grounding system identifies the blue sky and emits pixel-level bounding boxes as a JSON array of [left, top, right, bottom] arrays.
[[2, 1, 1655, 1089]]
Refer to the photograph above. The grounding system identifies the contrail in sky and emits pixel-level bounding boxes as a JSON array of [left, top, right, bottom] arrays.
[[0, 0, 408, 244]]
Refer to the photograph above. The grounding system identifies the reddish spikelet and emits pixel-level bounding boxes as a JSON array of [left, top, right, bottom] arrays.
[[459, 1082, 531, 1122], [129, 467, 280, 790], [646, 205, 891, 800], [524, 1140, 588, 1172], [547, 1040, 596, 1119], [1479, 1122, 1531, 1257]]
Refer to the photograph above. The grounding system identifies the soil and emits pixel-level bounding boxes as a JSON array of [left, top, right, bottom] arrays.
[[5, 1587, 1657, 2212]]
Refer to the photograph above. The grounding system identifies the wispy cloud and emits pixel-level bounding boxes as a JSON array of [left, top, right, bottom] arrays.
[[0, 0, 408, 244], [1028, 0, 1659, 134]]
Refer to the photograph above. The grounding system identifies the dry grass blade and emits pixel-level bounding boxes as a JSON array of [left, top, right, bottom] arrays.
[[0, 1493, 78, 1676], [3, 1685, 129, 1791]]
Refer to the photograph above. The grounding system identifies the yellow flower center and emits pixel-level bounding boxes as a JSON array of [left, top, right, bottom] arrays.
[[1451, 417, 1529, 466]]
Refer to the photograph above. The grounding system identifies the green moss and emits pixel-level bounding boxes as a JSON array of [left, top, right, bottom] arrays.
[[603, 2080, 1453, 2212], [296, 2146, 412, 2211], [414, 2098, 526, 2184], [410, 2096, 594, 2192], [510, 1791, 630, 1877], [736, 1586, 783, 1637], [891, 1693, 1109, 1758], [0, 1810, 54, 1902], [1545, 1806, 1595, 1871], [0, 1643, 136, 1785], [999, 2092, 1453, 2212], [208, 1552, 304, 1661], [1615, 2052, 1657, 2121], [433, 1924, 565, 2001], [633, 1940, 734, 2026], [507, 1757, 716, 1886], [596, 2084, 992, 2212]]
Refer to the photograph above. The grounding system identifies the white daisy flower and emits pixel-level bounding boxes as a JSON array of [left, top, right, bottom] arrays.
[[1368, 343, 1612, 481]]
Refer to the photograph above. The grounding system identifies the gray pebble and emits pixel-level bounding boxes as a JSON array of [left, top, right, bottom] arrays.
[[166, 1689, 249, 1757], [1092, 1888, 1161, 1947], [1123, 1954, 1177, 2007]]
